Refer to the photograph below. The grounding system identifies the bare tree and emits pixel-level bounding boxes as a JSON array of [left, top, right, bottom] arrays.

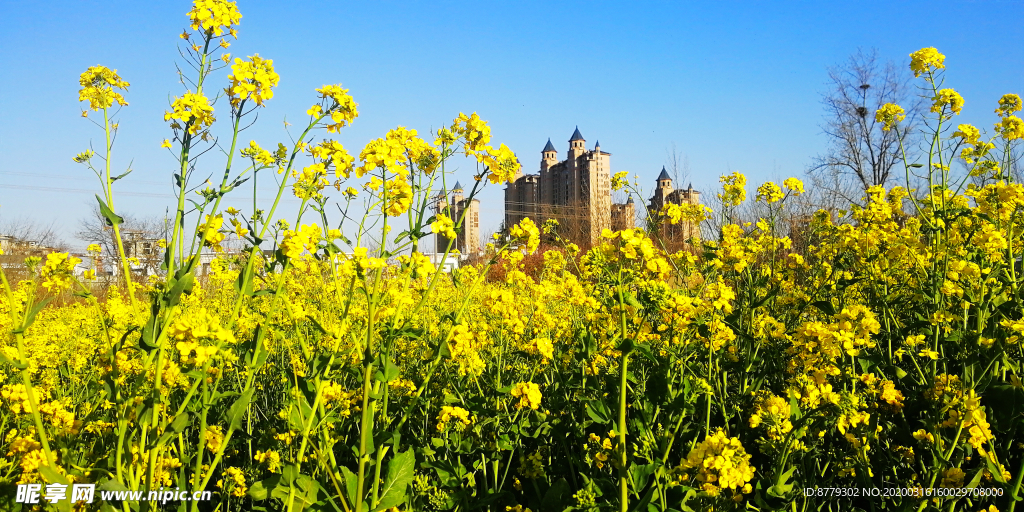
[[77, 205, 168, 278], [0, 217, 70, 283], [810, 48, 923, 200], [665, 143, 691, 188], [0, 216, 67, 251]]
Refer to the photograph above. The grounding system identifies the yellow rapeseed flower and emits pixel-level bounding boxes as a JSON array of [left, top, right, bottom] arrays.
[[876, 103, 906, 131], [996, 93, 1022, 117], [783, 177, 804, 195], [78, 66, 129, 111], [931, 88, 964, 116], [510, 382, 542, 410], [187, 0, 242, 37], [165, 91, 215, 135], [226, 54, 279, 108], [909, 47, 945, 77], [41, 252, 81, 291], [718, 172, 746, 206], [756, 181, 783, 203], [996, 116, 1024, 141]]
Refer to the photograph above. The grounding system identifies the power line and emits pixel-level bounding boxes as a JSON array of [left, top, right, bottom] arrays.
[[0, 183, 170, 198], [0, 170, 170, 187], [0, 183, 304, 203]]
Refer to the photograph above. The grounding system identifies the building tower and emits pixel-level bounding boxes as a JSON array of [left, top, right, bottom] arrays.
[[503, 128, 633, 246], [648, 169, 701, 242], [539, 139, 557, 206], [568, 127, 586, 206], [435, 181, 481, 256]]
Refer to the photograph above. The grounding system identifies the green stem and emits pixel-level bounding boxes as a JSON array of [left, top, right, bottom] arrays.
[[617, 284, 630, 512]]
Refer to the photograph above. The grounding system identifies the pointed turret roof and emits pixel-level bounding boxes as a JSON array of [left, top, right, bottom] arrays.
[[626, 196, 634, 204], [594, 140, 600, 147], [657, 166, 671, 181], [453, 181, 463, 191], [542, 138, 556, 153], [569, 126, 585, 142]]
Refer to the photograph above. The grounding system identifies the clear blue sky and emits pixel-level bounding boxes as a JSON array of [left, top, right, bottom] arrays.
[[1, 0, 1022, 247]]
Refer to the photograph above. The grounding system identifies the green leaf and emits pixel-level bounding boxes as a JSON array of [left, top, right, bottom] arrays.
[[227, 388, 255, 432], [985, 449, 1010, 483], [374, 359, 401, 383], [768, 465, 797, 497], [617, 337, 635, 353], [235, 267, 254, 296], [169, 412, 190, 433], [248, 476, 280, 501], [541, 478, 571, 511], [165, 272, 195, 308], [633, 343, 658, 363], [307, 317, 329, 334], [622, 290, 642, 308], [810, 300, 835, 316], [98, 479, 130, 492], [339, 466, 359, 510], [857, 357, 873, 374], [755, 285, 781, 307], [374, 450, 415, 511], [0, 348, 27, 369], [629, 464, 657, 493], [288, 404, 306, 432], [294, 474, 321, 505], [13, 297, 53, 334], [110, 168, 133, 183], [586, 401, 610, 424], [95, 195, 124, 227], [789, 396, 801, 421], [39, 465, 71, 485], [139, 315, 159, 352], [894, 367, 908, 379], [965, 467, 984, 490]]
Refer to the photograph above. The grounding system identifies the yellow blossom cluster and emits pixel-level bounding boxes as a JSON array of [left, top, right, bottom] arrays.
[[165, 91, 215, 135], [78, 66, 129, 112], [510, 382, 542, 410], [226, 54, 279, 107], [309, 140, 355, 178], [876, 103, 906, 131], [436, 405, 472, 432], [718, 172, 746, 206], [509, 217, 540, 254], [217, 466, 247, 497], [40, 252, 81, 291], [909, 47, 945, 77], [677, 430, 755, 498], [187, 0, 241, 37], [280, 224, 321, 260], [756, 181, 783, 203], [312, 84, 359, 133], [197, 214, 225, 252], [431, 213, 458, 241]]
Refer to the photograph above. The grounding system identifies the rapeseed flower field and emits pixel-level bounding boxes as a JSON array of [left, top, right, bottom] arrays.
[[2, 1, 1024, 511]]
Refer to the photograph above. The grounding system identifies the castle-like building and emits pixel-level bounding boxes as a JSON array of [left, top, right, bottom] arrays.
[[505, 128, 635, 245], [433, 182, 480, 255], [648, 166, 701, 240]]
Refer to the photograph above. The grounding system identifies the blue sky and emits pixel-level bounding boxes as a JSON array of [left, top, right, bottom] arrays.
[[1, 0, 1022, 247]]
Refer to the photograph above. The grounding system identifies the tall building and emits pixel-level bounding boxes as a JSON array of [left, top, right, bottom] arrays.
[[648, 166, 701, 240], [611, 197, 636, 232], [505, 127, 633, 245], [434, 182, 481, 255]]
